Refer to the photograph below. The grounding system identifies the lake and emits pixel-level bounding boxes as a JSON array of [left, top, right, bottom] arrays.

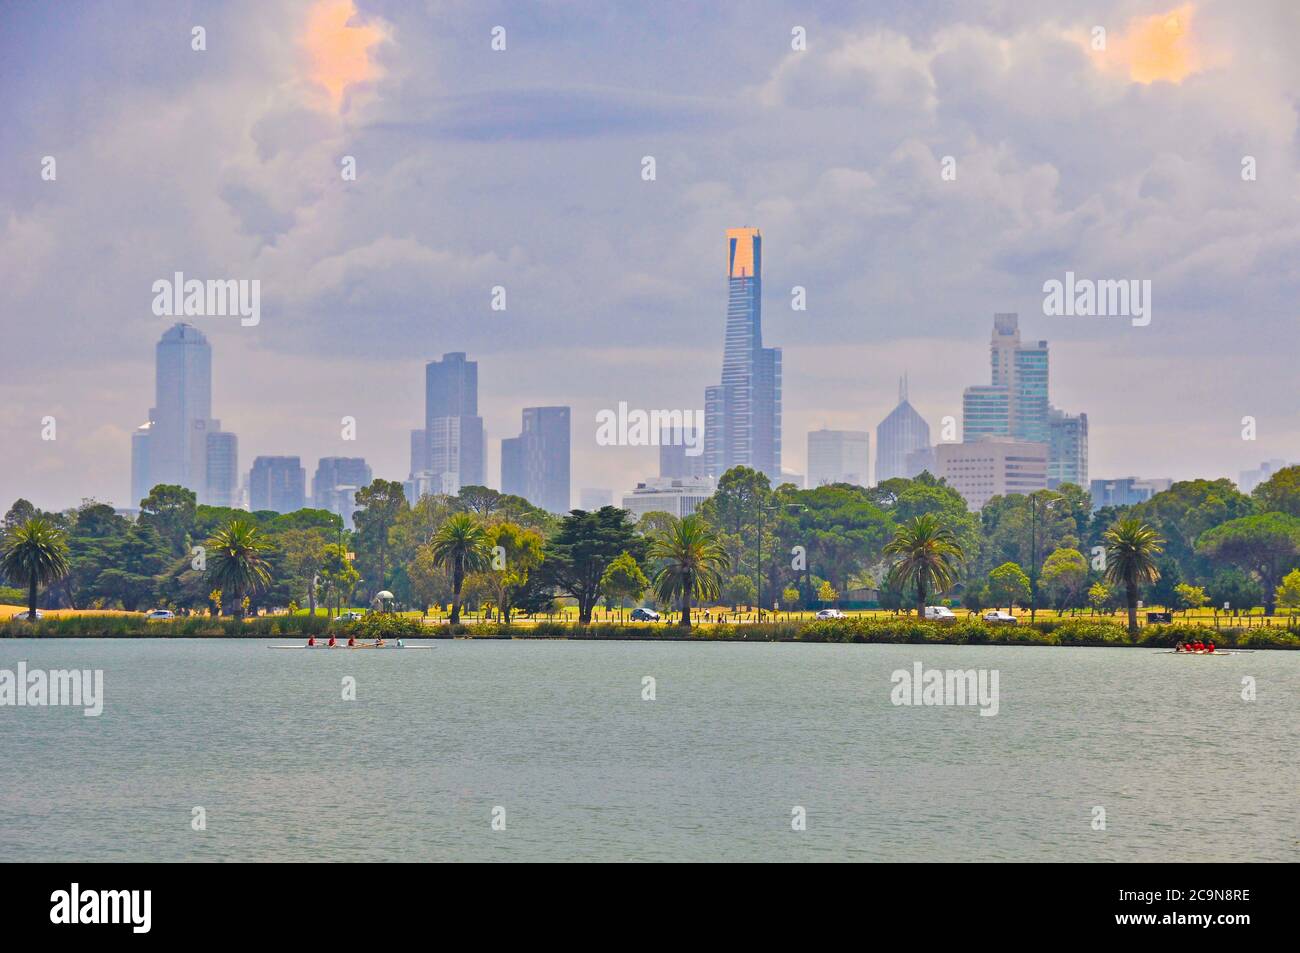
[[1, 639, 1295, 862]]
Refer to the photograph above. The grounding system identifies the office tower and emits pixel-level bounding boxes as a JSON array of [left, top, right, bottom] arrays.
[[205, 431, 239, 508], [936, 437, 1048, 511], [807, 429, 870, 488], [579, 488, 613, 511], [621, 478, 715, 520], [659, 426, 708, 480], [905, 445, 936, 478], [410, 352, 486, 492], [1089, 477, 1172, 511], [703, 227, 782, 483], [1239, 459, 1290, 494], [1047, 409, 1088, 489], [501, 407, 571, 513], [876, 376, 931, 483], [248, 456, 306, 513], [130, 323, 239, 506], [130, 422, 153, 507], [313, 457, 372, 508], [962, 314, 1049, 443]]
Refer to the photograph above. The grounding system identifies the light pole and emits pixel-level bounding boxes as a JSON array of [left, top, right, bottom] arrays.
[[1029, 494, 1057, 623]]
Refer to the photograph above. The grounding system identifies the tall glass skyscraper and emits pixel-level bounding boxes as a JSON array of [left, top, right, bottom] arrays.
[[130, 323, 236, 507], [875, 376, 932, 483], [410, 352, 486, 494], [704, 227, 782, 484], [501, 406, 570, 513]]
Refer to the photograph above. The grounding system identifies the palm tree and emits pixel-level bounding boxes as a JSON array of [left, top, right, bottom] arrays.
[[648, 514, 728, 628], [1104, 518, 1164, 634], [0, 517, 71, 621], [205, 518, 273, 619], [428, 513, 492, 624], [883, 514, 964, 617]]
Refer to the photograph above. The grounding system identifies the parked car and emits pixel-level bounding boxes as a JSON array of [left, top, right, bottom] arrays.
[[144, 609, 175, 620], [629, 607, 660, 622], [10, 609, 43, 620], [983, 610, 1018, 625], [815, 608, 845, 620], [337, 611, 365, 622], [924, 606, 957, 622]]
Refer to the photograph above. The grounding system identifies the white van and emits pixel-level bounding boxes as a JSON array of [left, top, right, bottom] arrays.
[[924, 606, 956, 622]]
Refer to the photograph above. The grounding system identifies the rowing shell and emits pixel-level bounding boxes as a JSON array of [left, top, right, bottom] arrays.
[[1158, 650, 1242, 656], [268, 644, 435, 650]]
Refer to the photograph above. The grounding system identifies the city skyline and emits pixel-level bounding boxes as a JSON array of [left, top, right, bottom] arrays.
[[5, 1, 1298, 512]]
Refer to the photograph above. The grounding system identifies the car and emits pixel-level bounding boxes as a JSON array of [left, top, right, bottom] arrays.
[[10, 609, 43, 620], [337, 611, 365, 622], [144, 609, 175, 620], [983, 610, 1018, 625], [815, 608, 845, 620], [629, 607, 660, 622], [924, 606, 956, 622]]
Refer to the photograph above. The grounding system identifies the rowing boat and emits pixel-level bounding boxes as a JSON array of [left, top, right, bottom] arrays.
[[1158, 650, 1243, 656], [267, 644, 435, 650]]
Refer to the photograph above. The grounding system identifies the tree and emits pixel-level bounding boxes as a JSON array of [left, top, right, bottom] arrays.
[[1274, 569, 1300, 614], [1040, 548, 1087, 612], [352, 480, 410, 600], [1, 517, 71, 620], [138, 484, 197, 556], [541, 507, 646, 624], [277, 528, 331, 615], [600, 551, 649, 621], [816, 580, 839, 603], [1087, 581, 1112, 616], [407, 543, 449, 616], [318, 543, 360, 617], [647, 514, 728, 628], [1104, 518, 1164, 633], [1252, 465, 1300, 518], [204, 518, 273, 619], [986, 562, 1031, 612], [428, 513, 492, 624], [1173, 583, 1208, 616], [1196, 513, 1300, 615], [882, 514, 964, 617], [482, 522, 544, 623]]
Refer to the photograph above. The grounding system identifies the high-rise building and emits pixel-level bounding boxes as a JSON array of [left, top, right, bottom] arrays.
[[312, 457, 372, 520], [1047, 408, 1088, 489], [410, 352, 486, 493], [1239, 459, 1290, 494], [875, 376, 931, 483], [704, 227, 782, 483], [936, 437, 1048, 510], [249, 456, 306, 513], [130, 323, 237, 506], [205, 431, 239, 508], [1089, 477, 1173, 510], [579, 488, 613, 511], [807, 429, 870, 488], [659, 427, 708, 481], [501, 407, 571, 513]]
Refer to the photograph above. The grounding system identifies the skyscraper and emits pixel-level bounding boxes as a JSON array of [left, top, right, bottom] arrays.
[[875, 376, 931, 483], [501, 407, 570, 513], [312, 457, 372, 508], [1047, 408, 1088, 489], [410, 352, 486, 494], [659, 426, 708, 481], [704, 227, 782, 483], [205, 431, 239, 508], [130, 323, 236, 506], [807, 429, 870, 487], [249, 456, 306, 513]]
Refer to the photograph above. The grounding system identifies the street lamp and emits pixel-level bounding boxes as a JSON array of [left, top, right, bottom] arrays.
[[756, 501, 806, 619], [1029, 494, 1058, 624]]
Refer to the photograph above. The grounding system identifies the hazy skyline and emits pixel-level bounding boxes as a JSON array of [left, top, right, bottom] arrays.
[[3, 0, 1298, 511]]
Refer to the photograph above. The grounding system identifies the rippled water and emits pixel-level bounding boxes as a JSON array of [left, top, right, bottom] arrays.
[[1, 639, 1295, 861]]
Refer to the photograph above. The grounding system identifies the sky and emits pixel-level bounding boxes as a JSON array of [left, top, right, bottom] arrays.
[[2, 0, 1298, 512]]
